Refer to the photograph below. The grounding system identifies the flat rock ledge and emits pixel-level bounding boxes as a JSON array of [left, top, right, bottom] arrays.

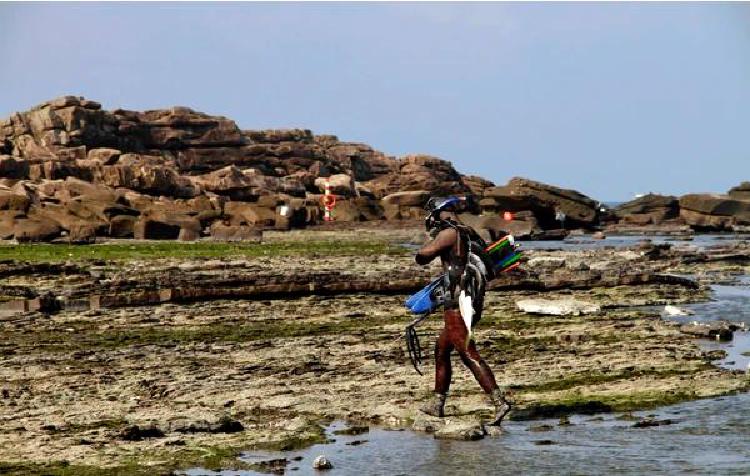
[[515, 298, 601, 316], [412, 414, 503, 441]]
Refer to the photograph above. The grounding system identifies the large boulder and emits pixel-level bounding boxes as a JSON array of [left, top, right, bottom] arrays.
[[0, 211, 24, 239], [86, 148, 121, 165], [314, 174, 355, 196], [224, 202, 276, 227], [462, 175, 495, 197], [130, 107, 244, 149], [322, 141, 397, 182], [382, 190, 431, 208], [364, 155, 469, 199], [109, 215, 137, 238], [679, 194, 750, 230], [191, 166, 281, 201], [482, 177, 598, 229], [0, 96, 120, 158], [326, 197, 384, 222], [0, 185, 31, 211], [458, 213, 542, 241], [32, 204, 108, 236], [96, 161, 198, 198], [614, 194, 680, 225]]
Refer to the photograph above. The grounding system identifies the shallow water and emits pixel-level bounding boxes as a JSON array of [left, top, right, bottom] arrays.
[[520, 233, 748, 251], [187, 392, 750, 476], [188, 237, 750, 476], [678, 276, 750, 371]]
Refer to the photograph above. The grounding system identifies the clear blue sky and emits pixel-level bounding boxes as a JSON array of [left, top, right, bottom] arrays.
[[1, 2, 748, 201]]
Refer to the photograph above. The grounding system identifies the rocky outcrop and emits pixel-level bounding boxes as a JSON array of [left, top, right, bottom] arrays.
[[614, 194, 680, 226], [0, 96, 489, 241], [7, 96, 741, 241], [481, 177, 599, 230], [728, 182, 750, 200], [679, 194, 750, 230]]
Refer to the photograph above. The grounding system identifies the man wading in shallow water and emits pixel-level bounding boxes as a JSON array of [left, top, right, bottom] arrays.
[[415, 197, 512, 425]]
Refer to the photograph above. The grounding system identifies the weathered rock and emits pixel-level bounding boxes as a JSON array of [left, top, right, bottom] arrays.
[[0, 96, 534, 237], [462, 175, 495, 197], [381, 190, 431, 208], [224, 202, 276, 228], [352, 197, 384, 221], [312, 455, 333, 470], [679, 194, 750, 230], [167, 416, 244, 434], [191, 166, 276, 201], [120, 425, 165, 441], [0, 186, 31, 211], [0, 156, 30, 179], [209, 223, 262, 242], [133, 219, 181, 240], [67, 222, 97, 243], [433, 420, 485, 441], [516, 299, 601, 316], [134, 212, 200, 240], [614, 194, 680, 225], [633, 418, 675, 428], [134, 107, 244, 149], [458, 213, 542, 241], [315, 174, 355, 196], [86, 148, 121, 165], [0, 211, 23, 239], [727, 181, 750, 200], [97, 162, 198, 198], [109, 215, 137, 238], [365, 155, 469, 199], [482, 177, 598, 229], [13, 219, 61, 242], [662, 305, 693, 317], [679, 322, 733, 341]]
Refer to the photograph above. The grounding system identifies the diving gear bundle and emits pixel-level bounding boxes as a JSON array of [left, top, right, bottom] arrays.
[[405, 196, 523, 375], [404, 275, 447, 315], [405, 231, 522, 319]]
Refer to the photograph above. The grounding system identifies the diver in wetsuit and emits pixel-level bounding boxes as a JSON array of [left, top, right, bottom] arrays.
[[416, 197, 512, 425]]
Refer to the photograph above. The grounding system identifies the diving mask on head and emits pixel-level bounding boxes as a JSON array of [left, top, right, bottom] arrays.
[[424, 195, 473, 236]]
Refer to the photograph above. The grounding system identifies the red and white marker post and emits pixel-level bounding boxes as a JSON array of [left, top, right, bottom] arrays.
[[321, 180, 336, 221]]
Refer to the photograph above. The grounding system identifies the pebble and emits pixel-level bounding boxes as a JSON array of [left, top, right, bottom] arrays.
[[312, 455, 333, 470]]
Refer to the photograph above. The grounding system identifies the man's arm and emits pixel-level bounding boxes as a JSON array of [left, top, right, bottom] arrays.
[[415, 228, 457, 265]]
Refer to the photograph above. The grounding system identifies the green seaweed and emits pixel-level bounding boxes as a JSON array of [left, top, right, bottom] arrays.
[[0, 240, 407, 263]]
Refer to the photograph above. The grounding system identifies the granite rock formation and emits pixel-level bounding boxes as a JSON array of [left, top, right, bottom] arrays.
[[0, 96, 485, 241], [480, 177, 599, 230], [614, 194, 680, 226], [3, 96, 747, 241], [679, 193, 750, 231]]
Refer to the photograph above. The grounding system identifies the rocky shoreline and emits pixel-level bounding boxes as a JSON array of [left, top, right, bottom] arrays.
[[1, 228, 749, 474], [2, 96, 750, 247]]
